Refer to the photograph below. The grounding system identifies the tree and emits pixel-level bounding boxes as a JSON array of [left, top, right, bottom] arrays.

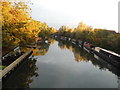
[[2, 1, 56, 47]]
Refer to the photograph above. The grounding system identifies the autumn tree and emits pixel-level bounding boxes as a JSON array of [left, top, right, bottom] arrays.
[[2, 1, 56, 48]]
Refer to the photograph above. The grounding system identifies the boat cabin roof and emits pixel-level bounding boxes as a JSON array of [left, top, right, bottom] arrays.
[[96, 47, 120, 57]]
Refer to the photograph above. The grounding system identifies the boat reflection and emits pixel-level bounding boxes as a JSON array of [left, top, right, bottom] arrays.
[[2, 39, 120, 89], [94, 54, 120, 90], [58, 40, 120, 89]]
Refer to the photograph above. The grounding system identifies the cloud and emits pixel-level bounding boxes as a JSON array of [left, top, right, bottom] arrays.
[[30, 0, 119, 31]]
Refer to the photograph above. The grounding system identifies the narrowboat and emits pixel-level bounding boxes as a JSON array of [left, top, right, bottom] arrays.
[[75, 39, 79, 44], [62, 36, 66, 41], [68, 38, 71, 41], [64, 37, 67, 40], [78, 41, 83, 48], [83, 42, 94, 53], [65, 37, 69, 41], [71, 39, 76, 45], [94, 47, 120, 68], [54, 35, 57, 39], [37, 39, 44, 44], [60, 36, 64, 40], [50, 34, 55, 38], [94, 54, 120, 76], [83, 46, 90, 53]]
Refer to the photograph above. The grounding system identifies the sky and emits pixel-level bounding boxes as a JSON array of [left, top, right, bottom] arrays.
[[29, 0, 120, 32]]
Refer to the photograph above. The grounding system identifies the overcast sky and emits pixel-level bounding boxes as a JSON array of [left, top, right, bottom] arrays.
[[29, 0, 119, 32]]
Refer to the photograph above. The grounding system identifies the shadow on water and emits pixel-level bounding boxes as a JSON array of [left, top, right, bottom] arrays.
[[2, 46, 32, 67], [2, 41, 51, 89], [2, 56, 38, 88]]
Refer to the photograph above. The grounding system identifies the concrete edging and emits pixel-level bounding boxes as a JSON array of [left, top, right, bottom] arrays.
[[0, 49, 33, 79]]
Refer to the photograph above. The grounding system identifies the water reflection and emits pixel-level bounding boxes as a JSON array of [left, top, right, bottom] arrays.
[[58, 40, 96, 62], [2, 46, 33, 69], [58, 40, 120, 74], [2, 39, 120, 88], [118, 77, 120, 90], [94, 54, 120, 89], [58, 39, 120, 89], [2, 47, 24, 67], [2, 41, 52, 88], [32, 38, 55, 56], [32, 44, 49, 56], [3, 57, 38, 88], [58, 41, 86, 62]]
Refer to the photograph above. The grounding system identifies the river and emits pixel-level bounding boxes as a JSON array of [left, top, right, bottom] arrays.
[[3, 39, 120, 88]]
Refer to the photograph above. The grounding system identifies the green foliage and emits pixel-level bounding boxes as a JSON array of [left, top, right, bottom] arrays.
[[2, 1, 119, 53], [57, 22, 120, 53], [38, 26, 56, 38], [0, 65, 6, 70]]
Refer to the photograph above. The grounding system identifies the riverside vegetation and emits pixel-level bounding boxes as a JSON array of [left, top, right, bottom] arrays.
[[1, 1, 120, 54]]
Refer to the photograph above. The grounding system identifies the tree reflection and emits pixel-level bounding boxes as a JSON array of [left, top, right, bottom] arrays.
[[57, 40, 120, 77], [3, 57, 38, 88], [58, 39, 120, 90], [72, 47, 87, 62], [58, 40, 89, 62], [58, 40, 72, 51], [49, 38, 56, 45], [2, 39, 53, 88], [32, 38, 55, 56]]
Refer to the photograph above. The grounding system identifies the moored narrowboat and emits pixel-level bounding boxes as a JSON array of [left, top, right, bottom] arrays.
[[78, 41, 83, 48], [54, 35, 57, 38], [64, 37, 67, 40], [76, 39, 80, 44], [71, 39, 76, 44], [60, 36, 62, 40], [65, 37, 69, 41], [94, 54, 120, 76], [60, 36, 65, 40], [68, 38, 71, 41], [83, 42, 94, 53], [94, 47, 120, 68]]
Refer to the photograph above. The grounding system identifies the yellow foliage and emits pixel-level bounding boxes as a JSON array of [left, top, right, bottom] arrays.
[[2, 1, 56, 47]]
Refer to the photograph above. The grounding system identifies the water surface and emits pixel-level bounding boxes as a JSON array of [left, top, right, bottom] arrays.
[[3, 40, 120, 88]]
